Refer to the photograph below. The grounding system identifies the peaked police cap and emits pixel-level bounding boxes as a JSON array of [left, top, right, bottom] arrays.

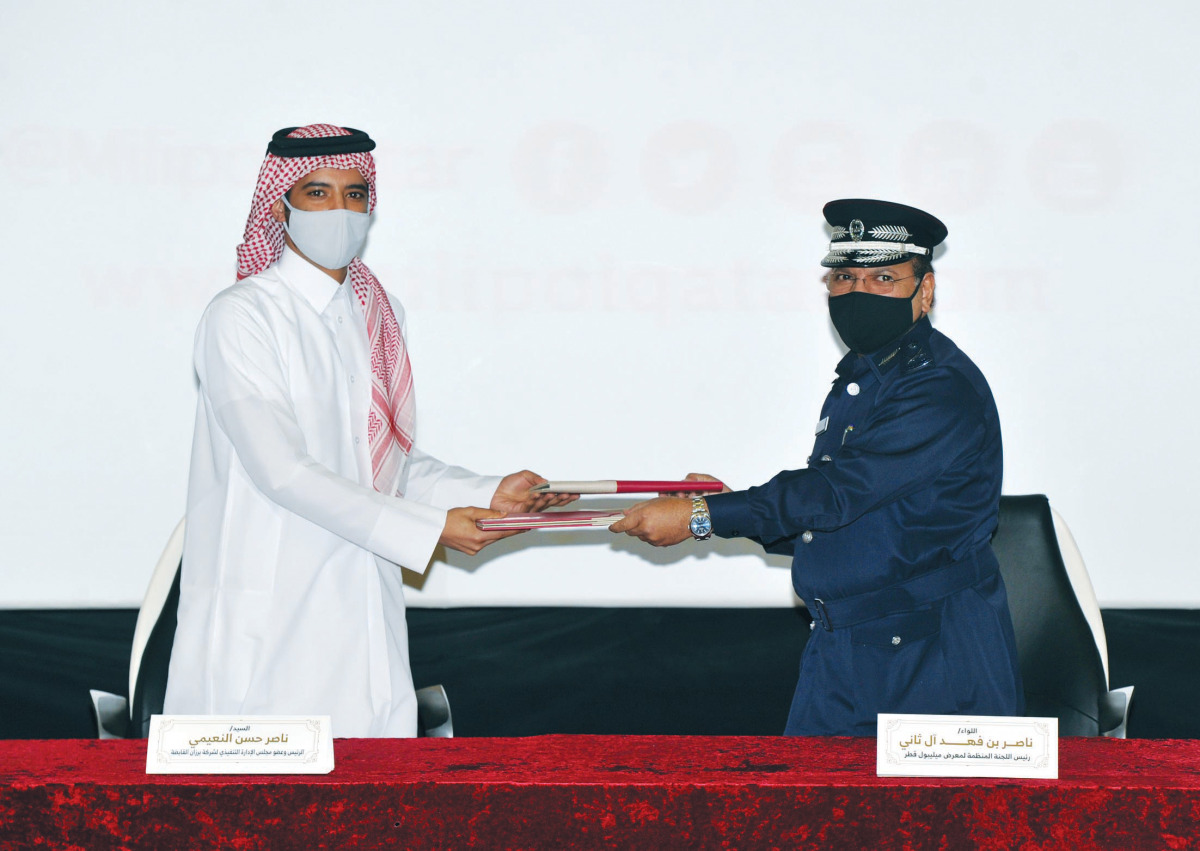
[[822, 199, 948, 268]]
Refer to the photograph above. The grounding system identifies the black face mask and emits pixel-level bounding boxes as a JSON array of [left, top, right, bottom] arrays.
[[827, 284, 922, 354]]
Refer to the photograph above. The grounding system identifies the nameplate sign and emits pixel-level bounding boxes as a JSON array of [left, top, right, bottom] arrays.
[[877, 713, 1058, 779], [146, 715, 334, 775]]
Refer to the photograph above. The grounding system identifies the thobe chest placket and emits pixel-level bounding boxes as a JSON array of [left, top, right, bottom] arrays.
[[318, 282, 397, 715], [320, 284, 374, 488]]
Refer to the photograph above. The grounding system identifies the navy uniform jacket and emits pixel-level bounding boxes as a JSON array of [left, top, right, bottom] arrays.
[[707, 316, 1024, 736]]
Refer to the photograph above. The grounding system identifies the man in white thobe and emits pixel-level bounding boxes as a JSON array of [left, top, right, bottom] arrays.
[[164, 124, 569, 737]]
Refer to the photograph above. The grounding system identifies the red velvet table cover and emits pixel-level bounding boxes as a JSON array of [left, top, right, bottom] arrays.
[[2, 736, 1199, 849]]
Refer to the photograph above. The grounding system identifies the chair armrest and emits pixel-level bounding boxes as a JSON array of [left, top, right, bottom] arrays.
[[89, 689, 130, 740], [415, 684, 453, 738], [1100, 685, 1134, 738]]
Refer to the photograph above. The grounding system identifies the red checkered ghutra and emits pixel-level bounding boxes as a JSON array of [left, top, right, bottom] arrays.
[[235, 124, 415, 495]]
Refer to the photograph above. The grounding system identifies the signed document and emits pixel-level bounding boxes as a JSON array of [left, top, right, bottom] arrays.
[[476, 510, 625, 531], [531, 480, 725, 494]]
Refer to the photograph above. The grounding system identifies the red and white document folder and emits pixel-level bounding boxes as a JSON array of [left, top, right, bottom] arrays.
[[531, 480, 725, 495], [475, 511, 625, 531]]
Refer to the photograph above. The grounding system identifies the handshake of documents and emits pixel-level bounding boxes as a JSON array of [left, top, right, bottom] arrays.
[[475, 479, 726, 531]]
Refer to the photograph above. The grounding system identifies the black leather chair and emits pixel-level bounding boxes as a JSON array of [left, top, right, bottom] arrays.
[[992, 495, 1132, 736], [91, 519, 453, 739]]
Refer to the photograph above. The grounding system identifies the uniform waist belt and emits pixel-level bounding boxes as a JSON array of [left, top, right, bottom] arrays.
[[808, 549, 997, 632]]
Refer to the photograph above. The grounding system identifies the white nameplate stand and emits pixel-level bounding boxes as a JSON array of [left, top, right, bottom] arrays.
[[877, 714, 1058, 779], [146, 715, 334, 775]]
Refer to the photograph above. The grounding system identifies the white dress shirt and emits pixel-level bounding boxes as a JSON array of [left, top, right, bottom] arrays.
[[164, 247, 500, 737]]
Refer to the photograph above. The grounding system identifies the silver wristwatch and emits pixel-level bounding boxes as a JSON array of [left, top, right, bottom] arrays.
[[689, 497, 713, 541]]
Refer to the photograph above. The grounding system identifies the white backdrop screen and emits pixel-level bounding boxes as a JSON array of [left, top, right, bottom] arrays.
[[3, 1, 1198, 607]]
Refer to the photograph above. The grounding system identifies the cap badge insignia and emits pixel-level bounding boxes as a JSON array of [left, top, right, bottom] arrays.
[[869, 225, 912, 242], [849, 219, 865, 242]]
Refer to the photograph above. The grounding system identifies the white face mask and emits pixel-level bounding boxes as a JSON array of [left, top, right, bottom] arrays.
[[281, 195, 371, 270]]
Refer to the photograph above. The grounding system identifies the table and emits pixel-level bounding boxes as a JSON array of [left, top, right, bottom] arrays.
[[3, 736, 1198, 849]]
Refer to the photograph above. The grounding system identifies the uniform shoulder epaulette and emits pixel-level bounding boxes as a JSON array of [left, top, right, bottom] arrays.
[[903, 339, 934, 373]]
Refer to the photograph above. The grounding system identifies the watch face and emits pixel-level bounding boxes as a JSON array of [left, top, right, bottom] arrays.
[[690, 515, 713, 537]]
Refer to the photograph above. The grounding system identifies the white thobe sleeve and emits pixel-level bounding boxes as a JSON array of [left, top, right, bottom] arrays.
[[195, 294, 473, 574], [405, 448, 502, 511]]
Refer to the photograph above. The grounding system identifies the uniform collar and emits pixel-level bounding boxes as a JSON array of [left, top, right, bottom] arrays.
[[275, 245, 344, 313], [835, 316, 934, 383]]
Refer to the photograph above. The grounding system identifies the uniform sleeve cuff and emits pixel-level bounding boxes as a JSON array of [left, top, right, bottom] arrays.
[[705, 491, 758, 540]]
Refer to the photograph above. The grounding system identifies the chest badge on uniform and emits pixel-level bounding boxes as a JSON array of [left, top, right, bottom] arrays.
[[816, 416, 829, 436], [904, 341, 933, 373]]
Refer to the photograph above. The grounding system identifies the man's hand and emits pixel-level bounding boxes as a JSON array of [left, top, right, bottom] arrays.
[[491, 470, 579, 514], [660, 472, 731, 497], [439, 507, 525, 555], [609, 496, 693, 547]]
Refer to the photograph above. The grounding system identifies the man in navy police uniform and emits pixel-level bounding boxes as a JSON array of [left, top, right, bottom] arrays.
[[611, 199, 1024, 736]]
